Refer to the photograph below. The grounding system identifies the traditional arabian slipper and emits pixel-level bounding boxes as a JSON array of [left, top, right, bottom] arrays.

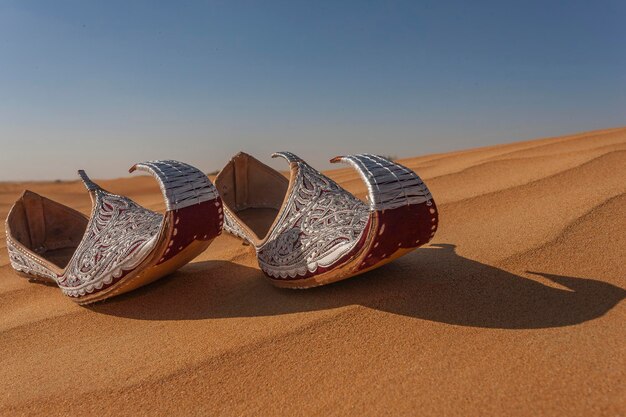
[[214, 152, 437, 288], [5, 160, 222, 304]]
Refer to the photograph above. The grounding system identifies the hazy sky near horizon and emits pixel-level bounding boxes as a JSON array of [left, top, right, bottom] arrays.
[[0, 0, 624, 181]]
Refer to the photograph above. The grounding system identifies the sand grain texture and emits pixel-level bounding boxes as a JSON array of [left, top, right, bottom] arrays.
[[1, 127, 625, 416]]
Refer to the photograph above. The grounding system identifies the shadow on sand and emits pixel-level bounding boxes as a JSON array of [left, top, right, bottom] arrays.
[[90, 243, 625, 329]]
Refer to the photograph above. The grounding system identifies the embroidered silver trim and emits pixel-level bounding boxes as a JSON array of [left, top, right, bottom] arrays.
[[223, 210, 253, 245], [6, 237, 58, 281], [254, 155, 370, 279], [131, 160, 218, 211], [58, 189, 162, 297], [332, 154, 433, 211]]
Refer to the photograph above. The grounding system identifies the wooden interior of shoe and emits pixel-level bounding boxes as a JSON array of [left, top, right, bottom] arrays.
[[215, 153, 289, 241], [7, 191, 89, 269]]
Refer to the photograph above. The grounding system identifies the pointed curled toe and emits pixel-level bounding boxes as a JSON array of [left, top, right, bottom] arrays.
[[5, 160, 222, 304], [215, 152, 437, 288]]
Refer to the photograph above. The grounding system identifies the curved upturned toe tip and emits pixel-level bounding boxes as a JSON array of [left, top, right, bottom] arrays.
[[129, 160, 223, 266], [331, 154, 438, 273]]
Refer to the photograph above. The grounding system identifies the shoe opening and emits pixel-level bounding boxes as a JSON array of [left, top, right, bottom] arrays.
[[215, 153, 289, 241], [6, 191, 88, 268]]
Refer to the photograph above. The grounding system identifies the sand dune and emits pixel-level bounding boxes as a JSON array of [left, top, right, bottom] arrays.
[[1, 127, 624, 416]]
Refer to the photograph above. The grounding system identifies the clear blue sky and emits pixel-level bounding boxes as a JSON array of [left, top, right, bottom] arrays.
[[1, 0, 624, 180]]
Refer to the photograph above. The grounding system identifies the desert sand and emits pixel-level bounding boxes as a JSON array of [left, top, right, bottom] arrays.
[[1, 127, 624, 416]]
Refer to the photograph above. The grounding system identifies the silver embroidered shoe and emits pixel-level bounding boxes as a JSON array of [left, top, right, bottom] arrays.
[[214, 152, 438, 288], [5, 160, 222, 304]]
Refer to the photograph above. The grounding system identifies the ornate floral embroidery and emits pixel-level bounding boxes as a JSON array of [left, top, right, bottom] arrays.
[[256, 160, 370, 278], [58, 190, 162, 297]]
